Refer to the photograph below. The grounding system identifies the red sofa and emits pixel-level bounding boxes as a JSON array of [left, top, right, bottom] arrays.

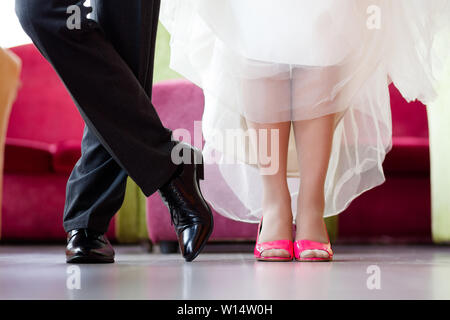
[[146, 80, 431, 251], [1, 44, 116, 241]]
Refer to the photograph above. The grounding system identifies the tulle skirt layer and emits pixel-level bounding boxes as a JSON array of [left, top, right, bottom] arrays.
[[160, 0, 450, 222]]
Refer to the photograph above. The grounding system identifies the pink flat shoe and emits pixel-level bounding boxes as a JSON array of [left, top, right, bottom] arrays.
[[254, 219, 294, 262], [294, 239, 333, 262]]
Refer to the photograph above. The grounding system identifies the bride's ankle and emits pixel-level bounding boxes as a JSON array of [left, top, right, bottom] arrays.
[[295, 214, 329, 243], [259, 210, 293, 240], [258, 212, 293, 258]]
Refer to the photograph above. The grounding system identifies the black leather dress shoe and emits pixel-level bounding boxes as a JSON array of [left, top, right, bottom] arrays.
[[66, 229, 115, 264], [159, 143, 214, 262]]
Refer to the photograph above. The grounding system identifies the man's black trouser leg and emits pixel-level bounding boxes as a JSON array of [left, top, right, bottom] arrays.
[[15, 0, 178, 233], [63, 125, 128, 234]]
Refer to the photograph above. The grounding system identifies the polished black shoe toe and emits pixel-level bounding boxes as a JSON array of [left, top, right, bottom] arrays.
[[179, 223, 212, 262], [66, 229, 115, 264]]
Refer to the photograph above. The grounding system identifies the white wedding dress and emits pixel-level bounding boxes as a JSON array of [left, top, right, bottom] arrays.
[[160, 0, 450, 223]]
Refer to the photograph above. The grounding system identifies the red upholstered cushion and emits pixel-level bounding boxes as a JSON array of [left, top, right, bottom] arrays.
[[338, 175, 431, 242], [4, 44, 84, 175], [386, 84, 430, 174], [7, 44, 84, 144], [51, 140, 81, 174], [1, 173, 117, 241], [4, 138, 81, 174], [153, 79, 205, 145], [4, 138, 53, 173], [384, 137, 430, 174]]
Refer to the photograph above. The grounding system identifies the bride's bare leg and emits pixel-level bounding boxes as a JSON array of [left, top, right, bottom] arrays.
[[292, 113, 336, 259], [246, 120, 292, 258], [242, 71, 293, 258]]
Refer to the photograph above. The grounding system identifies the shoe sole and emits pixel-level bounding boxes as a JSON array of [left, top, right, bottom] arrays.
[[295, 258, 333, 262], [66, 255, 115, 264], [256, 258, 293, 262]]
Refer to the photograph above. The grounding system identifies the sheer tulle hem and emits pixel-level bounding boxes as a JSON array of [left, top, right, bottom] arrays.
[[197, 65, 392, 221]]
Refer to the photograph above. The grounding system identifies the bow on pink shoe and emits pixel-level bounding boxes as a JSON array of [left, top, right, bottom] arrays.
[[254, 219, 294, 261], [294, 239, 333, 262]]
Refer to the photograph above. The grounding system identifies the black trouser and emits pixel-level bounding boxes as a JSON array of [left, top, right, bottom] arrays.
[[15, 0, 178, 233]]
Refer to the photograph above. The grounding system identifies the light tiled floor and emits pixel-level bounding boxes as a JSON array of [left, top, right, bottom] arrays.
[[1, 244, 450, 299]]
